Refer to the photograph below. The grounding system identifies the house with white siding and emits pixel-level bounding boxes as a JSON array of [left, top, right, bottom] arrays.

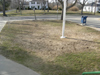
[[83, 3, 100, 12], [29, 0, 48, 9], [83, 0, 100, 12]]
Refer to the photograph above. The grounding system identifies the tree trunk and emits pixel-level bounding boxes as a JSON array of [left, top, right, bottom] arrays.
[[44, 1, 45, 14], [2, 0, 7, 16], [67, 0, 68, 7], [94, 0, 97, 15], [61, 4, 64, 20], [56, 0, 58, 10], [18, 0, 20, 12], [58, 0, 77, 20], [16, 8, 17, 13], [22, 0, 24, 10], [81, 6, 84, 15], [47, 0, 49, 12]]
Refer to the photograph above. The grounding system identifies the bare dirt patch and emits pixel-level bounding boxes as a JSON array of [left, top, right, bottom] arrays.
[[1, 20, 100, 75], [4, 20, 99, 61]]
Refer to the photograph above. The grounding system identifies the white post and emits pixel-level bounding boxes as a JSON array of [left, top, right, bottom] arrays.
[[61, 0, 67, 38]]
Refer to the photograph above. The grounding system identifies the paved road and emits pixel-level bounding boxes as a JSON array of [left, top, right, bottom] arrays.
[[66, 15, 100, 29], [0, 14, 100, 29]]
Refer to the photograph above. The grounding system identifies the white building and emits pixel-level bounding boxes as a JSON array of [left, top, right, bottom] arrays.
[[83, 0, 100, 12], [29, 0, 48, 9]]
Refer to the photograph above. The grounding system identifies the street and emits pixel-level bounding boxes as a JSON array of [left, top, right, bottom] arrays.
[[0, 15, 100, 31]]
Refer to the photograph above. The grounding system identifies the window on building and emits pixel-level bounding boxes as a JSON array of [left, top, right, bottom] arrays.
[[31, 2, 35, 4], [37, 2, 40, 4], [98, 8, 100, 11], [88, 7, 90, 10], [32, 6, 35, 9]]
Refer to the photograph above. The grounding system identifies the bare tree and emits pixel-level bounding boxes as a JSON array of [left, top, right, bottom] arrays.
[[58, 0, 77, 20], [55, 0, 58, 10], [47, 0, 49, 12], [79, 0, 88, 15], [2, 0, 6, 16], [10, 0, 19, 13], [0, 0, 11, 16], [94, 0, 97, 15], [43, 0, 46, 14], [18, 0, 20, 12], [22, 0, 25, 10]]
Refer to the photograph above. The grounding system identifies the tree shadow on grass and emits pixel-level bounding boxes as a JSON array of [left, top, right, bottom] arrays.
[[66, 37, 100, 44], [0, 42, 82, 75]]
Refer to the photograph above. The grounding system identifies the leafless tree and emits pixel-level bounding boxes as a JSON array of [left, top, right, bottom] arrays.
[[1, 0, 6, 16], [43, 0, 46, 14], [18, 0, 20, 12], [0, 0, 11, 16], [58, 0, 77, 20], [47, 0, 49, 12], [94, 0, 97, 15], [79, 0, 88, 15]]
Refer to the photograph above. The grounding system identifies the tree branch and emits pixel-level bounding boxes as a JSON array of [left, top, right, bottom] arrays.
[[66, 0, 77, 10]]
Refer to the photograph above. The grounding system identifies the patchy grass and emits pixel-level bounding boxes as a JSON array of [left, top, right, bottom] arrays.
[[1, 10, 99, 16], [0, 10, 62, 17], [0, 20, 100, 75]]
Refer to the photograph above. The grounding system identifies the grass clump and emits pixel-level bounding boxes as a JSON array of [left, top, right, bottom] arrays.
[[0, 20, 100, 75], [1, 10, 100, 17]]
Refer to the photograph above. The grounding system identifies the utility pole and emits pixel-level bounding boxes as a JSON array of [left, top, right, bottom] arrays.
[[61, 0, 67, 38]]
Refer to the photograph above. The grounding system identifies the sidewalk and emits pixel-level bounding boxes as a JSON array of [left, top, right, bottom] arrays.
[[0, 20, 40, 75], [0, 55, 40, 75], [0, 21, 7, 32]]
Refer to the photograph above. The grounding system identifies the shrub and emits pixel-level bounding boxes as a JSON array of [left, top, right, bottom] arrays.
[[77, 5, 82, 10], [25, 7, 28, 10], [28, 7, 32, 10], [17, 7, 23, 10], [58, 7, 62, 10], [68, 6, 79, 11], [48, 7, 52, 10], [53, 5, 62, 10], [52, 6, 57, 10], [0, 5, 3, 11]]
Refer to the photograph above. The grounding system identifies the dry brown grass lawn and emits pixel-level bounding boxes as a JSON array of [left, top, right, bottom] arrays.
[[0, 10, 99, 17], [0, 20, 100, 75]]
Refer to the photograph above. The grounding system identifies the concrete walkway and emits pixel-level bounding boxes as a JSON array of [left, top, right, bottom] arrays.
[[0, 55, 40, 75], [0, 21, 7, 32], [0, 20, 40, 75]]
